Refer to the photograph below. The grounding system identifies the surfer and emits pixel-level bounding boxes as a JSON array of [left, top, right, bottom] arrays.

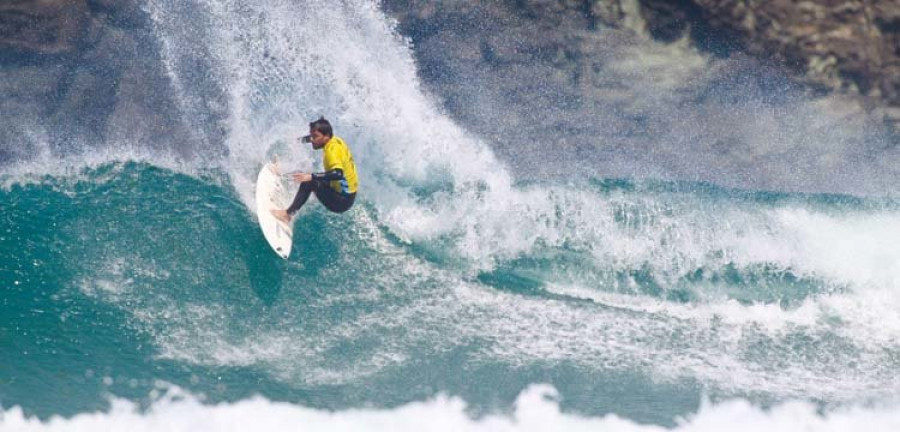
[[272, 117, 358, 224]]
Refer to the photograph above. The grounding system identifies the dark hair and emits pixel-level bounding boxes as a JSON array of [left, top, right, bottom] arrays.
[[309, 117, 333, 137]]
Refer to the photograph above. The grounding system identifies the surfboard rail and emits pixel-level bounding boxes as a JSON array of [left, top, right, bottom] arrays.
[[255, 162, 294, 259]]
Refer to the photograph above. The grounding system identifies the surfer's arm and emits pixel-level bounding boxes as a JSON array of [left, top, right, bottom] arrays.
[[288, 169, 343, 183], [311, 168, 344, 182]]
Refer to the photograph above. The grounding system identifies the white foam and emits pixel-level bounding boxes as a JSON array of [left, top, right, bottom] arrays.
[[5, 385, 900, 432], [0, 141, 195, 190]]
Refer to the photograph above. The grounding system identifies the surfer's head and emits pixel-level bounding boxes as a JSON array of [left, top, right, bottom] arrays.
[[302, 117, 333, 149]]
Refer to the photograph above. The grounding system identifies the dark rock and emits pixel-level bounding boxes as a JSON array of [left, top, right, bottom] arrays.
[[387, 0, 900, 135], [637, 0, 900, 129], [0, 0, 203, 162], [0, 0, 90, 56], [86, 0, 147, 28]]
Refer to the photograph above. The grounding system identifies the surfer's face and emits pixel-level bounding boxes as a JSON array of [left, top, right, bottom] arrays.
[[309, 130, 328, 149]]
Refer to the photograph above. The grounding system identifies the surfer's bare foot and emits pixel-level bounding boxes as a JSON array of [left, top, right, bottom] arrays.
[[271, 209, 291, 224]]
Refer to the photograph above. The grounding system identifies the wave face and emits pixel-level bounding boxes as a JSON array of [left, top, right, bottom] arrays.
[[2, 0, 900, 429]]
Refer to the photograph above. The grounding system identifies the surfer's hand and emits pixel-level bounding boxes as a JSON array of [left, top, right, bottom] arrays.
[[292, 172, 313, 183]]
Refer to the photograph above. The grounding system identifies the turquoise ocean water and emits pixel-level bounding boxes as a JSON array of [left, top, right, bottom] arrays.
[[3, 1, 900, 430]]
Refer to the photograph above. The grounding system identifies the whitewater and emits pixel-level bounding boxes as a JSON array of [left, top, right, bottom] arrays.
[[2, 0, 900, 430]]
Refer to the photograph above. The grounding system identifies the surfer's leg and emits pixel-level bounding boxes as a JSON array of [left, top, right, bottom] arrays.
[[285, 180, 317, 216]]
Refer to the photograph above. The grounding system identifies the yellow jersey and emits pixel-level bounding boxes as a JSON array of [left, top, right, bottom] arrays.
[[322, 135, 358, 194]]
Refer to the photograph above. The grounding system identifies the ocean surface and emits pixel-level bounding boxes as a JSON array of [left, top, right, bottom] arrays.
[[3, 1, 900, 430]]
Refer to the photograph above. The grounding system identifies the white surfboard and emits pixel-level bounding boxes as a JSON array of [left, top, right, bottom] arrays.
[[255, 162, 293, 259]]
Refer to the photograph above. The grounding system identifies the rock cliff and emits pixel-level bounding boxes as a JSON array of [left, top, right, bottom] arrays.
[[636, 0, 900, 130], [384, 0, 899, 192], [385, 0, 900, 133], [0, 0, 190, 161]]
